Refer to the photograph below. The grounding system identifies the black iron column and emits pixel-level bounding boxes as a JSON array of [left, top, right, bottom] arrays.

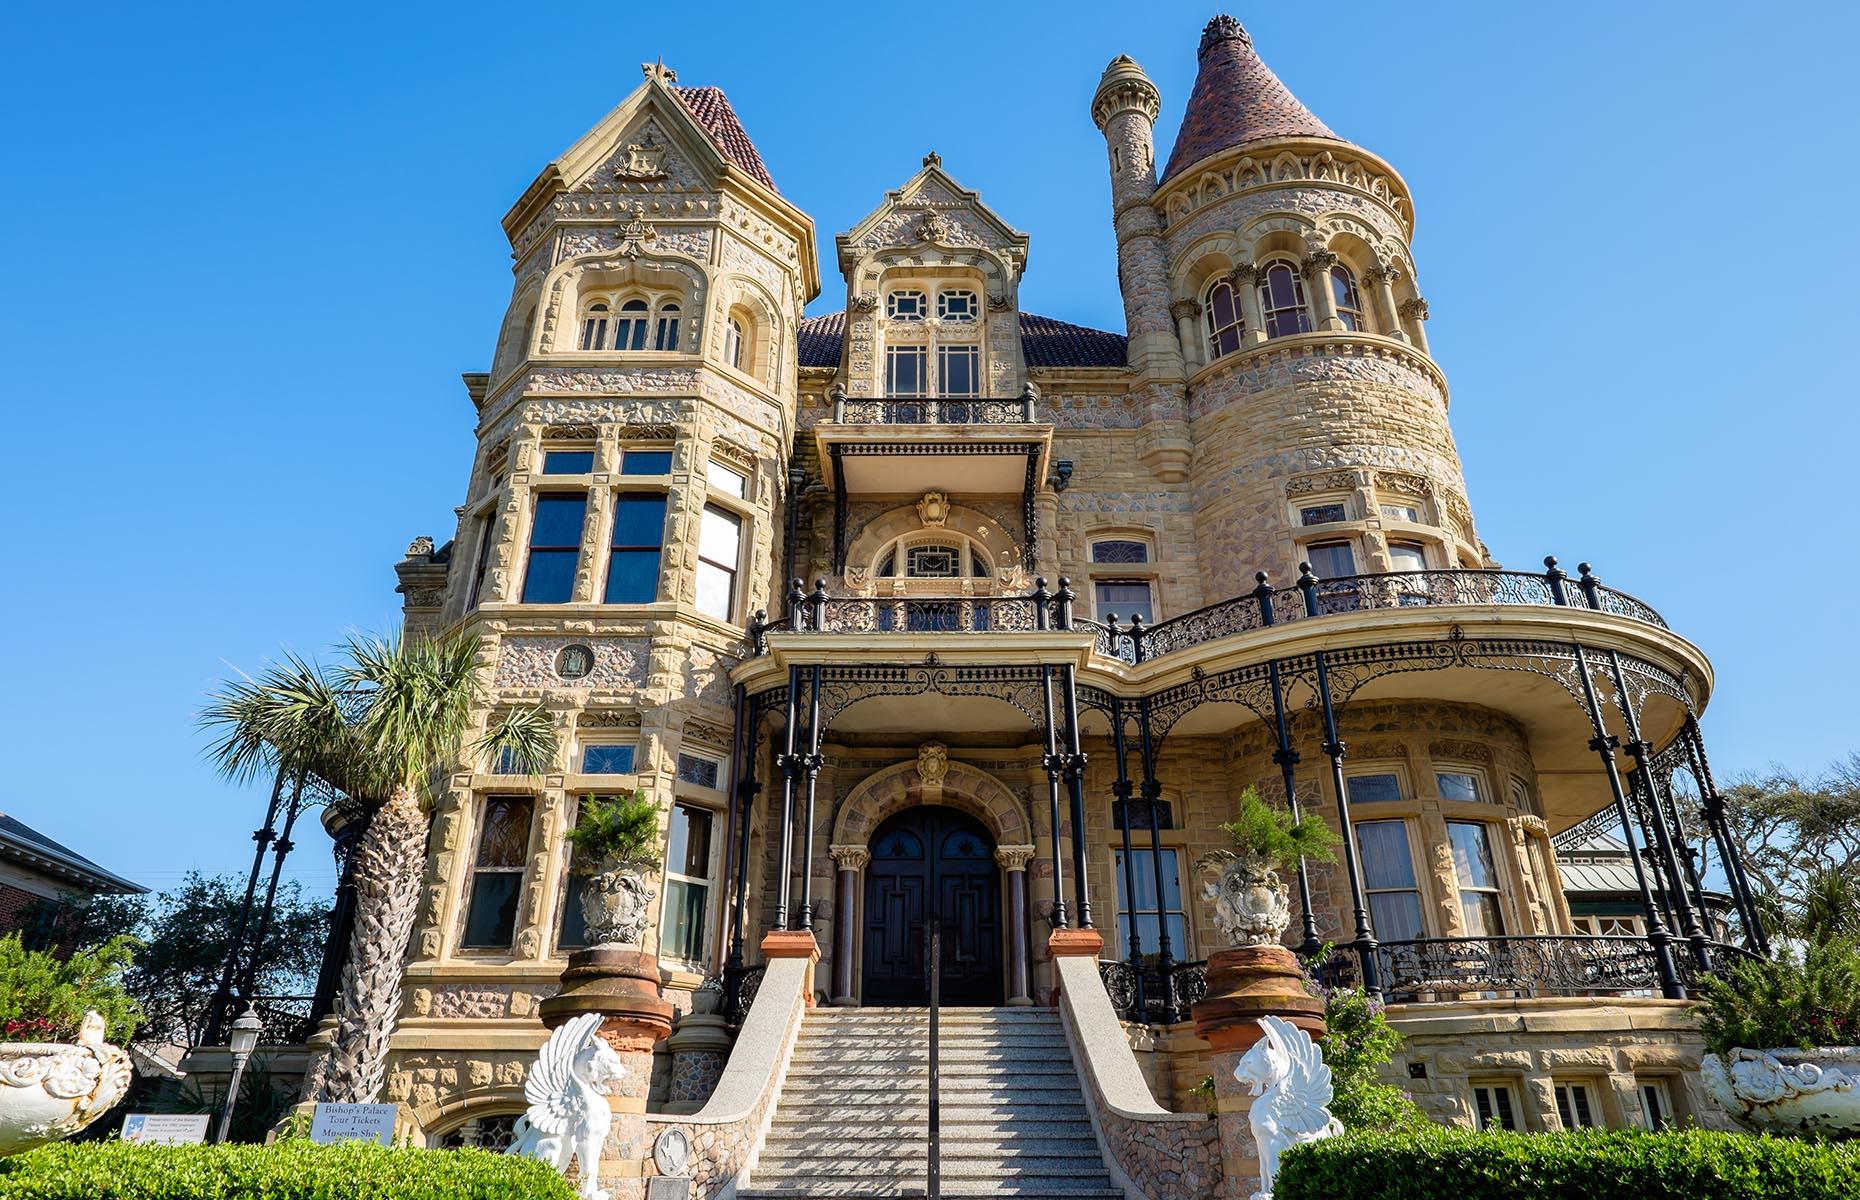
[[830, 446, 848, 574], [1135, 695, 1176, 1014], [1683, 714, 1770, 956], [1300, 565, 1382, 998], [1569, 639, 1684, 998], [207, 763, 290, 1042], [798, 663, 825, 931], [724, 684, 755, 976], [236, 768, 309, 1003], [1256, 573, 1322, 958], [1656, 766, 1717, 947], [1108, 693, 1147, 1015], [773, 664, 802, 932], [308, 802, 369, 1025], [1039, 664, 1070, 930], [1060, 661, 1092, 930]]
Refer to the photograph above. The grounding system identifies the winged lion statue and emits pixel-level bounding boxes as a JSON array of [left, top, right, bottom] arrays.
[[506, 1011, 628, 1200]]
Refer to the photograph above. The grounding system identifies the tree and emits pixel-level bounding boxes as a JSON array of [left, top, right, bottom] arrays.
[[1719, 755, 1860, 946], [46, 872, 329, 1048], [202, 631, 555, 1104]]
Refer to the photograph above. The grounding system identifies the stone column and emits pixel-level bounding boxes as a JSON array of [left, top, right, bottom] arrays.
[[662, 984, 733, 1115], [1230, 264, 1267, 346], [827, 845, 869, 1005], [1302, 250, 1344, 332], [996, 845, 1036, 1006], [1399, 296, 1431, 354], [1192, 944, 1327, 1199], [1169, 299, 1204, 371], [1365, 263, 1406, 341]]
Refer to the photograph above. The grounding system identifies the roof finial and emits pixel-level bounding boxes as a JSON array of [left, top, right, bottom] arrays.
[[922, 149, 942, 168], [641, 56, 678, 85], [1199, 14, 1250, 56]]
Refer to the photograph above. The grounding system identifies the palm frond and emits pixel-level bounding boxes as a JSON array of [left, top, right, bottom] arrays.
[[340, 630, 488, 792], [478, 705, 559, 777], [200, 652, 352, 787]]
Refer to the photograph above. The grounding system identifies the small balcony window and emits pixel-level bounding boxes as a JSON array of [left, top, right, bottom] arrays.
[[1094, 580, 1154, 623], [1305, 540, 1356, 579], [1448, 820, 1505, 936], [1113, 847, 1188, 965], [886, 289, 927, 321], [937, 289, 978, 322], [886, 345, 928, 396], [937, 344, 980, 397], [1389, 542, 1429, 573], [1355, 819, 1424, 942]]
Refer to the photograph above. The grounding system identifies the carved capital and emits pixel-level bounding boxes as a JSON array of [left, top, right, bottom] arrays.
[[1365, 261, 1405, 287], [1300, 249, 1340, 279], [1228, 262, 1262, 286], [1169, 298, 1203, 322], [1399, 296, 1431, 321], [829, 844, 871, 872], [994, 844, 1037, 872]]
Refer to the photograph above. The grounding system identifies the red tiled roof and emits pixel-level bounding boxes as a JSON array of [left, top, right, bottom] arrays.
[[1161, 15, 1339, 182], [795, 312, 1127, 371], [674, 86, 777, 192]]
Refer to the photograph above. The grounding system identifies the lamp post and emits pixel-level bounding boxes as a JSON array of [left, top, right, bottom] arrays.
[[216, 1003, 263, 1144]]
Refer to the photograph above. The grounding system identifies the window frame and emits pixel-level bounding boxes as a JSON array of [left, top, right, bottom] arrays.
[[1354, 816, 1428, 943], [540, 447, 596, 476], [1471, 1081, 1522, 1131], [1433, 764, 1490, 804], [936, 288, 979, 322], [1637, 1078, 1675, 1131], [1257, 259, 1312, 339], [1330, 263, 1365, 332], [695, 502, 744, 623], [604, 490, 669, 605], [1204, 278, 1245, 359], [1111, 843, 1193, 966], [1446, 819, 1507, 937], [1343, 766, 1409, 805], [460, 794, 536, 952], [519, 492, 589, 605], [1553, 1079, 1603, 1130], [658, 800, 720, 966], [575, 741, 639, 777], [1087, 534, 1160, 623], [885, 288, 928, 321], [1303, 538, 1359, 581]]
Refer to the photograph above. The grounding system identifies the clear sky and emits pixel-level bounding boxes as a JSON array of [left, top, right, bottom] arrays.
[[3, 2, 1855, 901]]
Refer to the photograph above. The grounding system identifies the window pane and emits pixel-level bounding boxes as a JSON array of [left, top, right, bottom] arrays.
[[662, 880, 708, 961], [606, 550, 661, 604], [706, 461, 747, 497], [1437, 772, 1482, 803], [542, 450, 594, 474], [462, 873, 522, 948], [476, 797, 534, 867], [580, 744, 636, 774], [677, 753, 722, 790], [1461, 890, 1504, 937], [938, 345, 979, 397], [1355, 820, 1417, 890], [1306, 541, 1356, 579], [521, 550, 578, 604], [1368, 891, 1425, 942], [1094, 581, 1154, 622], [1300, 504, 1347, 526], [1346, 774, 1403, 803], [1448, 821, 1499, 888], [1381, 503, 1422, 522], [612, 493, 668, 546], [667, 804, 713, 877], [1388, 543, 1428, 572], [558, 873, 587, 949], [886, 346, 927, 396], [621, 450, 673, 475], [1091, 540, 1149, 564], [529, 494, 587, 546], [696, 562, 735, 621], [699, 506, 742, 567]]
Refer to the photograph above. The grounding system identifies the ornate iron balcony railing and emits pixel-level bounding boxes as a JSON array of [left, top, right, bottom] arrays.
[[1099, 958, 1208, 1025], [751, 559, 1668, 660], [829, 384, 1041, 426]]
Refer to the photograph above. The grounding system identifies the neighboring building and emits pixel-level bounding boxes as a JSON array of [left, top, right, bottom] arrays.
[[370, 14, 1761, 1157], [0, 811, 145, 951]]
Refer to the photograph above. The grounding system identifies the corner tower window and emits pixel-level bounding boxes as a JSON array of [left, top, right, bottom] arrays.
[[613, 299, 652, 350], [520, 494, 587, 604], [653, 303, 680, 351], [1258, 261, 1311, 338], [1205, 280, 1244, 358], [724, 317, 745, 370], [579, 303, 610, 351], [1330, 264, 1364, 332]]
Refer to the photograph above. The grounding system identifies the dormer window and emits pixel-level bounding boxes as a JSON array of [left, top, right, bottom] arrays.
[[576, 291, 683, 352], [887, 289, 927, 321], [937, 289, 978, 322]]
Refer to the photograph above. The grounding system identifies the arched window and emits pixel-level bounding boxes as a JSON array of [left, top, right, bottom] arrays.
[[1204, 280, 1244, 358], [579, 302, 609, 351], [723, 316, 745, 370], [1330, 265, 1364, 332], [614, 299, 651, 350], [873, 536, 992, 579], [1257, 261, 1310, 338], [653, 303, 680, 351]]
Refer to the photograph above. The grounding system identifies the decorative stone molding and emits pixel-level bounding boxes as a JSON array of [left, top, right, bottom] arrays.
[[1169, 298, 1203, 321], [994, 844, 1036, 872], [849, 292, 879, 313], [1400, 296, 1431, 321], [615, 203, 657, 257], [1227, 261, 1262, 286], [828, 845, 872, 872], [917, 741, 950, 799], [915, 491, 951, 528], [1300, 248, 1340, 279], [1365, 261, 1405, 287]]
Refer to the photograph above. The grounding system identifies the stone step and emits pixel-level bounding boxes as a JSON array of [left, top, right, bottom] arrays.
[[753, 1158, 1111, 1181], [741, 1187, 1122, 1200]]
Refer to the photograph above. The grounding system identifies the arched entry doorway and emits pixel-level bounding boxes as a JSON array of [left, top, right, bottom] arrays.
[[862, 806, 1002, 1006]]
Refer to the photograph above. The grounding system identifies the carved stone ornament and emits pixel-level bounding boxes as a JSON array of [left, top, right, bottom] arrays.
[[916, 490, 950, 528], [405, 535, 436, 558], [1228, 262, 1262, 286], [1234, 1015, 1342, 1200], [986, 292, 1012, 313], [508, 1011, 629, 1200], [579, 858, 659, 948], [652, 1127, 692, 1177], [1702, 1046, 1860, 1136], [0, 1012, 132, 1155], [1169, 298, 1203, 321], [1300, 248, 1340, 279], [917, 741, 950, 791], [617, 203, 657, 258], [617, 133, 668, 180], [915, 210, 956, 244], [850, 292, 880, 313], [922, 150, 942, 169], [1399, 296, 1431, 321], [555, 644, 596, 681], [1198, 850, 1291, 947]]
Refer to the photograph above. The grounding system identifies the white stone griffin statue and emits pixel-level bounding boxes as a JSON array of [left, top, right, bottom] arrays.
[[506, 1012, 628, 1200], [1233, 1014, 1342, 1200]]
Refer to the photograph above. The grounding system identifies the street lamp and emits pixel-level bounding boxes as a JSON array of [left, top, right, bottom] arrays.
[[215, 1003, 263, 1144]]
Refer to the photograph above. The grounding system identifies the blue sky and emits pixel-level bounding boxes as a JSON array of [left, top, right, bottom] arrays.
[[2, 2, 1855, 899]]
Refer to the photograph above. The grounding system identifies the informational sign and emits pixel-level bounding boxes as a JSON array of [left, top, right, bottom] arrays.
[[308, 1102, 399, 1147], [121, 1113, 210, 1145]]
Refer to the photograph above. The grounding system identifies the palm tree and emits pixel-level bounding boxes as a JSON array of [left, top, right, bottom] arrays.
[[203, 631, 555, 1103]]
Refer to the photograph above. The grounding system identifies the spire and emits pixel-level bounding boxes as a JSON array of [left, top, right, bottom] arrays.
[[1160, 15, 1339, 181]]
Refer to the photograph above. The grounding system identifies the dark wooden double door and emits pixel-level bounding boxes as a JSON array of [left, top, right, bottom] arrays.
[[861, 806, 1002, 1006]]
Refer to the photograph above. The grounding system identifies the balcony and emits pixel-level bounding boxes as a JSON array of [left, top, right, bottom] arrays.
[[813, 384, 1052, 499]]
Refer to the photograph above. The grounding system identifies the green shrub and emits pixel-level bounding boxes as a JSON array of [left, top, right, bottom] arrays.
[[1694, 940, 1860, 1055], [1217, 786, 1340, 872], [1314, 982, 1430, 1132], [0, 1141, 577, 1200], [565, 790, 662, 871], [1276, 1128, 1860, 1200], [0, 933, 140, 1044]]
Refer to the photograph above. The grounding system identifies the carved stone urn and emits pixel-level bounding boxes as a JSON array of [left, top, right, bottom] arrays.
[[0, 1011, 132, 1156], [1702, 1045, 1860, 1136], [579, 857, 658, 949], [1200, 850, 1292, 948]]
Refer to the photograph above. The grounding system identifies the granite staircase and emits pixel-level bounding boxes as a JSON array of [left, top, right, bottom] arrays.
[[740, 1007, 1123, 1199]]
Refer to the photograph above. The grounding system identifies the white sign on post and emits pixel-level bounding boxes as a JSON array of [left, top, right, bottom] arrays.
[[308, 1102, 399, 1147], [121, 1113, 211, 1145]]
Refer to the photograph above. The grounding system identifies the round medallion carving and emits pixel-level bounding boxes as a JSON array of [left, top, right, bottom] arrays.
[[555, 644, 596, 680]]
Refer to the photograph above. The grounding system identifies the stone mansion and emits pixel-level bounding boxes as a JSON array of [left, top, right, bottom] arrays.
[[345, 14, 1762, 1196]]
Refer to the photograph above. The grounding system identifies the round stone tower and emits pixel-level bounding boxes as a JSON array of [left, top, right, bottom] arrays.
[[1148, 15, 1485, 594]]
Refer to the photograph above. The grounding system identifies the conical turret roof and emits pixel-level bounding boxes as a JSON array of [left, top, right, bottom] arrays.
[[1161, 15, 1340, 181]]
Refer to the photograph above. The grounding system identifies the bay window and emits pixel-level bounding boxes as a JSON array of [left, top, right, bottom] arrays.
[[605, 493, 667, 604], [520, 494, 587, 604]]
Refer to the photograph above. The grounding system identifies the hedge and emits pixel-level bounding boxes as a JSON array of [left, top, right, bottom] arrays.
[[0, 1141, 577, 1200], [1275, 1128, 1860, 1200]]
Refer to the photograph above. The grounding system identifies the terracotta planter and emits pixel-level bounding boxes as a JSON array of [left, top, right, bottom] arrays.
[[0, 1012, 132, 1156], [578, 858, 657, 949], [1702, 1045, 1860, 1136]]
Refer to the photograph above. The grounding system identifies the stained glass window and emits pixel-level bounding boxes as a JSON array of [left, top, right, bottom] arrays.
[[1091, 540, 1149, 564], [463, 796, 533, 949]]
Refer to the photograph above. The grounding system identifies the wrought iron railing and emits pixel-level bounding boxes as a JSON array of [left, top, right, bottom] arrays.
[[1373, 935, 1726, 1002], [829, 385, 1040, 426], [753, 559, 1669, 661], [251, 994, 317, 1045], [722, 963, 766, 1028], [1099, 959, 1208, 1025]]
